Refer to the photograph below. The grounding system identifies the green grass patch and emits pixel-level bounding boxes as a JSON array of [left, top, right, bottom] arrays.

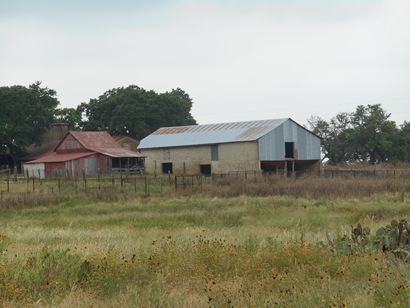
[[1, 189, 410, 306]]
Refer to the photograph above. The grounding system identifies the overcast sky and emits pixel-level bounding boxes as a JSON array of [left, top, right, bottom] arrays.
[[1, 0, 409, 126]]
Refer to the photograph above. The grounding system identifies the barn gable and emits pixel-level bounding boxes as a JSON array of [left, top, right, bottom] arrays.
[[258, 120, 321, 161]]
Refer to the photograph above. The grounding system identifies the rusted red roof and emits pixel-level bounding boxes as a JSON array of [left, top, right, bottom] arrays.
[[69, 131, 122, 149], [26, 152, 96, 163], [26, 131, 144, 164], [56, 131, 145, 158]]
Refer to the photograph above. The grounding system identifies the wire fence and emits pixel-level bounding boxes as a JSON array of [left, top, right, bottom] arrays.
[[0, 174, 151, 199], [1, 168, 410, 204], [322, 169, 410, 179]]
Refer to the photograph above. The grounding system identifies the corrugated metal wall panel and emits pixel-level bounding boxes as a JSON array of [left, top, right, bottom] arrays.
[[84, 157, 98, 176], [258, 123, 285, 160], [258, 119, 320, 161]]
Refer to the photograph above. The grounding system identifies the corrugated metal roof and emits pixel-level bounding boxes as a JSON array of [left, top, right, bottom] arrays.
[[26, 152, 96, 163], [97, 148, 145, 158], [69, 131, 122, 149], [59, 131, 145, 158], [139, 118, 289, 149]]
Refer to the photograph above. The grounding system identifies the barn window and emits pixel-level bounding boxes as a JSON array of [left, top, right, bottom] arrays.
[[211, 144, 219, 161], [200, 164, 211, 175], [163, 149, 171, 160], [162, 162, 173, 174], [285, 142, 294, 158]]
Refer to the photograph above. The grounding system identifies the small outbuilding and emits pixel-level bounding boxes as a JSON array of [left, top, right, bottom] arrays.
[[138, 118, 321, 176], [112, 135, 140, 152], [23, 131, 145, 178]]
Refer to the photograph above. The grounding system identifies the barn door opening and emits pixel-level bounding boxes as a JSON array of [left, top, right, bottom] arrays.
[[200, 164, 211, 175], [285, 142, 294, 159], [162, 162, 173, 174]]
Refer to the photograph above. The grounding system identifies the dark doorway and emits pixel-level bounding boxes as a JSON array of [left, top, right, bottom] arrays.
[[162, 162, 173, 174], [285, 142, 294, 158], [200, 164, 211, 175]]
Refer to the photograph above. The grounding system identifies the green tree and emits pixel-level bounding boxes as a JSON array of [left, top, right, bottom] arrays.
[[80, 85, 197, 140], [349, 104, 397, 164], [0, 82, 60, 166], [392, 121, 410, 163], [307, 112, 352, 164], [54, 107, 82, 131], [308, 104, 404, 164]]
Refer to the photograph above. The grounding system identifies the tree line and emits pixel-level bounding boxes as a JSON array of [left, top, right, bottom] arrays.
[[0, 82, 196, 165], [307, 104, 410, 164], [1, 82, 409, 167]]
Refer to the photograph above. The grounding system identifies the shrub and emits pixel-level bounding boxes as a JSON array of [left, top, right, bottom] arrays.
[[322, 220, 410, 261]]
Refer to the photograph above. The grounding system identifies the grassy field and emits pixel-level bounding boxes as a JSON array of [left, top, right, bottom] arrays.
[[1, 176, 410, 307]]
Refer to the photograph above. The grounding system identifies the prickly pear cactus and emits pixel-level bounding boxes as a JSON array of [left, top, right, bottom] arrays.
[[322, 220, 410, 260]]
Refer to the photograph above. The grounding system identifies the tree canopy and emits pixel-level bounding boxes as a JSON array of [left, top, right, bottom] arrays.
[[0, 82, 60, 163], [308, 104, 409, 164], [79, 85, 197, 140], [54, 107, 82, 131]]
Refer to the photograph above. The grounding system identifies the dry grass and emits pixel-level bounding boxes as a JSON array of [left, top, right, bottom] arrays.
[[1, 190, 410, 306]]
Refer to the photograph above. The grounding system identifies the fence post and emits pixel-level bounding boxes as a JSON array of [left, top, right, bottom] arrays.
[[145, 176, 148, 195], [32, 177, 35, 192], [58, 179, 61, 193], [200, 175, 202, 193]]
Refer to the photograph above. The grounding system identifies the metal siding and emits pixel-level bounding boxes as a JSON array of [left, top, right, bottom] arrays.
[[275, 126, 285, 159], [45, 162, 65, 177], [296, 126, 321, 160], [297, 128, 307, 160], [258, 123, 285, 160], [23, 163, 45, 179], [258, 119, 321, 161], [84, 157, 98, 176]]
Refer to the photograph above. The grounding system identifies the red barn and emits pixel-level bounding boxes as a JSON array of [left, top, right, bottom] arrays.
[[23, 131, 145, 178]]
